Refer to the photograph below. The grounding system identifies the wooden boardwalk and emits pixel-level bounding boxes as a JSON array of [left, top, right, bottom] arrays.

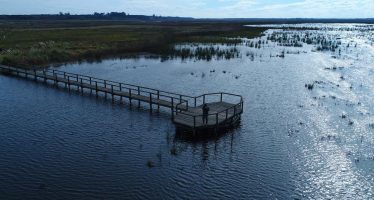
[[0, 65, 243, 133]]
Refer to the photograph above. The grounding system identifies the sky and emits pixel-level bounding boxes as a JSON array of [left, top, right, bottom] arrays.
[[0, 0, 373, 18]]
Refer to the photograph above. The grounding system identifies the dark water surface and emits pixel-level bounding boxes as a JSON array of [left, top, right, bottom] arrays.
[[1, 24, 373, 199]]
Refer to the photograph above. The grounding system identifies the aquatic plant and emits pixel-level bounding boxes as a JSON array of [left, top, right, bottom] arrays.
[[305, 83, 314, 90], [146, 160, 155, 168], [170, 147, 177, 156], [169, 46, 240, 61]]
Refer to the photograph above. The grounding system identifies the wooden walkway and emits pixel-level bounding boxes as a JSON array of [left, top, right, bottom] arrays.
[[0, 65, 243, 133]]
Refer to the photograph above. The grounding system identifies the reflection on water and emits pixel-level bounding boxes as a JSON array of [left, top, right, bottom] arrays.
[[1, 23, 374, 199]]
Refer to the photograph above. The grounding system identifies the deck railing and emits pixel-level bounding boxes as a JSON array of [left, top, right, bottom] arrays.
[[0, 65, 193, 110], [175, 93, 244, 128], [1, 65, 244, 129]]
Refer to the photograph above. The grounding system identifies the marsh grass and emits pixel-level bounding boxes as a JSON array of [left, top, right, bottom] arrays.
[[0, 21, 266, 68]]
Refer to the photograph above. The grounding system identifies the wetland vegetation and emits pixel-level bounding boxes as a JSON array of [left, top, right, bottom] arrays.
[[0, 19, 265, 68]]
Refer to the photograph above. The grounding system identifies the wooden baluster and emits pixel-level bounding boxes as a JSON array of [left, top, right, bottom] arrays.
[[216, 113, 219, 125], [193, 116, 196, 128], [64, 72, 67, 88], [129, 88, 132, 106], [137, 86, 141, 108], [149, 93, 152, 112], [104, 80, 107, 99], [80, 78, 83, 94], [54, 72, 57, 85], [95, 81, 98, 97], [111, 85, 114, 103], [33, 69, 37, 81], [119, 83, 122, 102], [89, 77, 92, 94], [171, 98, 174, 119], [157, 91, 160, 112], [68, 76, 71, 92]]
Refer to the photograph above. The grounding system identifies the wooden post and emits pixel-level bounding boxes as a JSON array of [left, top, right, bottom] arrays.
[[171, 98, 174, 119], [220, 93, 223, 102], [68, 76, 71, 92], [43, 70, 46, 82], [111, 85, 114, 103], [216, 113, 219, 125], [157, 91, 160, 112], [119, 83, 123, 102], [80, 78, 83, 94], [203, 95, 206, 104], [129, 88, 132, 106], [95, 81, 98, 97], [193, 116, 196, 128], [194, 98, 197, 107], [33, 69, 37, 81], [64, 72, 67, 88], [54, 73, 57, 85], [104, 80, 107, 99], [73, 74, 77, 91], [137, 86, 141, 108], [149, 93, 153, 112], [89, 77, 92, 94]]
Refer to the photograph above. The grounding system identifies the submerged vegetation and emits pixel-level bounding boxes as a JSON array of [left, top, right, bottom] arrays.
[[0, 20, 265, 68]]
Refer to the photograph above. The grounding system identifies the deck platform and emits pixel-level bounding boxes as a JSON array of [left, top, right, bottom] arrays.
[[0, 65, 243, 134], [174, 102, 242, 130]]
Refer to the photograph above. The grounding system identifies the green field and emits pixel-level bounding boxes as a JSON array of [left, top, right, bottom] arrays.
[[0, 20, 266, 68]]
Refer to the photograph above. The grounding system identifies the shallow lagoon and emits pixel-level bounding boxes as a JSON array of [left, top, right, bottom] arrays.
[[1, 24, 373, 199]]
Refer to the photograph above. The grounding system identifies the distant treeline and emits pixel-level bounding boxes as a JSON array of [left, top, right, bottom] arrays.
[[0, 12, 194, 21], [0, 13, 373, 24]]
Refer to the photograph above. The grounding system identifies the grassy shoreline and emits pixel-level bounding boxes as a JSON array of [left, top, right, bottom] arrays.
[[0, 21, 266, 68]]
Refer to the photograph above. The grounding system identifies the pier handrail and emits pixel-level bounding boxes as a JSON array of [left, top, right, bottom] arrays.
[[0, 65, 192, 108], [176, 92, 243, 111], [46, 68, 195, 100], [0, 65, 244, 131], [175, 92, 244, 128], [175, 101, 243, 128]]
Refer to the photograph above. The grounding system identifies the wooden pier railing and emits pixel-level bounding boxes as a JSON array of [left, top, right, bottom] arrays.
[[0, 65, 243, 133], [174, 93, 243, 130]]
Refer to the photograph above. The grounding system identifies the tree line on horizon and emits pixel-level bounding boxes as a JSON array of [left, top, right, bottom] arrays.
[[0, 12, 192, 21]]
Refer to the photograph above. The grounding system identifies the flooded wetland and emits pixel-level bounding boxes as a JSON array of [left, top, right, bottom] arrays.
[[1, 23, 374, 199]]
